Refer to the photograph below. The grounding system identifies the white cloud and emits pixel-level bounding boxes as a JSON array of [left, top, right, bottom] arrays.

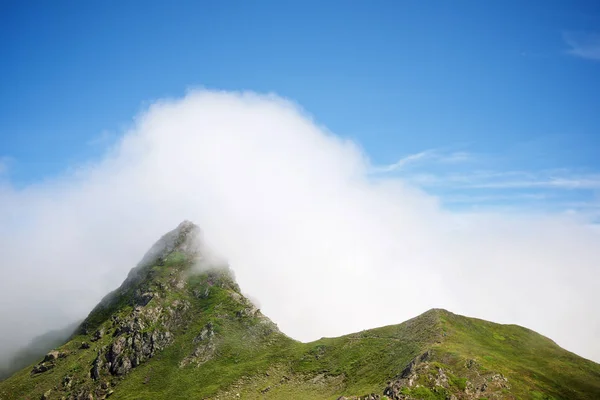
[[371, 150, 434, 172], [0, 90, 599, 367], [371, 149, 472, 173], [405, 169, 600, 191], [564, 31, 600, 61], [468, 175, 600, 190]]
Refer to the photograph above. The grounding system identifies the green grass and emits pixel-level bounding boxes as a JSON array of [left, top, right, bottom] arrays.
[[435, 311, 600, 399], [400, 386, 449, 400], [2, 252, 600, 400]]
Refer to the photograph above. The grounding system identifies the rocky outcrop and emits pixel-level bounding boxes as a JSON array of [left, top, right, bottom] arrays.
[[105, 329, 173, 376], [31, 350, 68, 375], [90, 350, 103, 380], [180, 322, 217, 367], [337, 394, 381, 400], [382, 351, 511, 400], [91, 298, 187, 378], [31, 362, 54, 375], [90, 328, 104, 342]]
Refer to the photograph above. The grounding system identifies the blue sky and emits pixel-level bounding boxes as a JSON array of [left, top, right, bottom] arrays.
[[1, 0, 599, 214], [3, 1, 600, 364]]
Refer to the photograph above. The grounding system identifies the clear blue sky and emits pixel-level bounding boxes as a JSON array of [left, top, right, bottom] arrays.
[[1, 0, 599, 214]]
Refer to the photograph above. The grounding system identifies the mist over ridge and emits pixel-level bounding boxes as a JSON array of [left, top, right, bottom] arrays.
[[0, 90, 599, 370]]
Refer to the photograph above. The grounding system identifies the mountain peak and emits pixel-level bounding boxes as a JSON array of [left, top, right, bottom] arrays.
[[135, 220, 201, 269], [2, 225, 600, 400], [176, 219, 197, 230]]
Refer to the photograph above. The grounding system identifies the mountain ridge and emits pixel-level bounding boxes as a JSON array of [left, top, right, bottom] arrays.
[[1, 221, 599, 400]]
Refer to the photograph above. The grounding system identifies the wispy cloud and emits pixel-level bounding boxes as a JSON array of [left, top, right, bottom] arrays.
[[376, 149, 600, 215], [371, 150, 433, 173], [371, 149, 472, 173], [409, 170, 600, 190], [563, 31, 600, 61], [470, 176, 600, 190], [440, 151, 472, 164]]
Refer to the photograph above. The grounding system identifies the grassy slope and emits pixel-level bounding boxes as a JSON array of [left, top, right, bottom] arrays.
[[435, 311, 600, 400], [113, 267, 440, 399], [1, 251, 599, 400]]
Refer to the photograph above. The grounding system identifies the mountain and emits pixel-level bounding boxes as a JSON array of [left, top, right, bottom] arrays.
[[0, 321, 80, 382], [1, 221, 599, 400]]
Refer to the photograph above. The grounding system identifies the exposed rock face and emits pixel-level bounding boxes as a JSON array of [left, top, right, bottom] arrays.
[[382, 351, 510, 400], [52, 221, 201, 397], [31, 350, 68, 375], [337, 394, 381, 400], [31, 362, 54, 375], [90, 328, 104, 342], [91, 350, 103, 381], [43, 350, 67, 362], [79, 221, 202, 332], [93, 296, 187, 378], [180, 322, 217, 367]]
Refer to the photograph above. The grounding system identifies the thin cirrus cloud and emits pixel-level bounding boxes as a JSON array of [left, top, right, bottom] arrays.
[[372, 148, 600, 214], [0, 90, 599, 371], [408, 170, 600, 190], [370, 149, 473, 173], [563, 31, 600, 61]]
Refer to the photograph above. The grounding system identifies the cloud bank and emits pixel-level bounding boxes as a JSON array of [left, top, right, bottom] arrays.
[[1, 90, 599, 367]]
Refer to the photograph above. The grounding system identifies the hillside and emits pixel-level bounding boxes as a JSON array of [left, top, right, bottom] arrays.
[[1, 221, 599, 400]]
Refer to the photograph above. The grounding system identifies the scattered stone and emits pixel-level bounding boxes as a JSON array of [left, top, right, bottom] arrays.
[[135, 292, 154, 307], [90, 351, 103, 380], [490, 373, 510, 389], [91, 328, 104, 342], [80, 341, 91, 349], [310, 373, 325, 384], [31, 362, 54, 375], [383, 350, 511, 400], [62, 375, 73, 389], [434, 367, 449, 387], [43, 350, 60, 362]]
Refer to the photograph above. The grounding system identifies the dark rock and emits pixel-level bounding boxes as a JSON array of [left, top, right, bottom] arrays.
[[135, 292, 154, 307], [194, 322, 214, 343], [68, 389, 93, 400], [43, 350, 60, 362], [91, 328, 104, 342], [80, 341, 90, 349], [31, 362, 54, 375], [105, 327, 173, 376], [62, 375, 73, 389], [90, 351, 103, 380]]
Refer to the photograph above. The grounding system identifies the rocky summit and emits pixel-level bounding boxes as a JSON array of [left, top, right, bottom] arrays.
[[1, 222, 599, 400]]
